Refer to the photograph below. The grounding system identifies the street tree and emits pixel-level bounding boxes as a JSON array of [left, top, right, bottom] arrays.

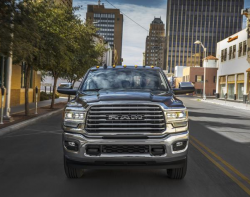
[[0, 0, 42, 116], [63, 23, 107, 88]]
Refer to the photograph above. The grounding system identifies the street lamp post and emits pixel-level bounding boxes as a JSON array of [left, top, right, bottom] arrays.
[[194, 40, 207, 100]]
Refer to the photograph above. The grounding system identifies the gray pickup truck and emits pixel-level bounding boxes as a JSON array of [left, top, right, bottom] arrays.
[[57, 65, 194, 179]]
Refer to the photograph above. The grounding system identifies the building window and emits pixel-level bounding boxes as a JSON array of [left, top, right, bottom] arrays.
[[243, 41, 247, 56], [227, 75, 235, 100], [237, 74, 244, 100], [229, 46, 232, 60], [221, 50, 224, 62], [195, 75, 203, 82], [213, 76, 216, 83], [238, 42, 242, 57], [219, 76, 226, 98], [224, 48, 227, 61], [232, 45, 236, 59]]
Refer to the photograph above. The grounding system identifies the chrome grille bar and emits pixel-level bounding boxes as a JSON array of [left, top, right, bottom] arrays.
[[85, 104, 166, 133]]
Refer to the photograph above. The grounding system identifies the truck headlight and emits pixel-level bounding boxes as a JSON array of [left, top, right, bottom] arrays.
[[65, 112, 85, 120], [165, 110, 188, 128], [64, 111, 86, 127]]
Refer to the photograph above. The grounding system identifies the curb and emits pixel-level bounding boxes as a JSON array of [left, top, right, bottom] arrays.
[[0, 108, 63, 137]]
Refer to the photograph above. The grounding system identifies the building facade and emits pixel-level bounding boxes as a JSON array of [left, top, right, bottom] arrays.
[[0, 58, 41, 107], [182, 56, 218, 96], [165, 0, 244, 74], [86, 1, 123, 65], [216, 28, 250, 103], [145, 18, 165, 68]]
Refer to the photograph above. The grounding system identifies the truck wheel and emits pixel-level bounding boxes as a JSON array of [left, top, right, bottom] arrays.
[[64, 157, 84, 178], [167, 158, 187, 179]]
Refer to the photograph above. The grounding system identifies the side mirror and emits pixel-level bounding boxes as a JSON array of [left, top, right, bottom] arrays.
[[57, 83, 77, 95], [173, 82, 195, 95], [58, 83, 73, 89]]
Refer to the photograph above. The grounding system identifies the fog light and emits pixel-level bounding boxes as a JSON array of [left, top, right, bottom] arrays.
[[86, 145, 101, 156], [65, 141, 79, 151], [173, 141, 187, 152], [172, 121, 188, 128], [68, 142, 76, 147], [150, 145, 165, 156]]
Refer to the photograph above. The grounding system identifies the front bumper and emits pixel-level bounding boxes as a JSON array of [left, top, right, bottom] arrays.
[[63, 131, 189, 169]]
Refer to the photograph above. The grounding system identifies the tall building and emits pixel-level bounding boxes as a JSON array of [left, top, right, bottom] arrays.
[[86, 1, 123, 65], [145, 18, 165, 68], [165, 0, 244, 74]]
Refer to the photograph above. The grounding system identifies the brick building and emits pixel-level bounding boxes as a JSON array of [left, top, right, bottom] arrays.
[[182, 56, 218, 96]]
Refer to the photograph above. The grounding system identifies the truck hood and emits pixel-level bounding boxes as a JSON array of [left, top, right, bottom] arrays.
[[76, 90, 184, 108]]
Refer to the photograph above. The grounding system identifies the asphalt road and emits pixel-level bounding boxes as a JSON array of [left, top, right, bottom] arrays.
[[0, 97, 250, 197]]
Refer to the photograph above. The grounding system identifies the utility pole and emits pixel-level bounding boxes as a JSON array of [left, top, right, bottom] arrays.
[[4, 56, 12, 120], [3, 2, 14, 121]]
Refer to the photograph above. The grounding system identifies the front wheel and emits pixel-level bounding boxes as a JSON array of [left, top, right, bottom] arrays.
[[167, 158, 187, 179], [64, 157, 84, 178]]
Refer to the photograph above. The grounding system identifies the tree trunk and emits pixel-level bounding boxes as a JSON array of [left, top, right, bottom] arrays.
[[25, 64, 31, 116], [51, 75, 58, 109]]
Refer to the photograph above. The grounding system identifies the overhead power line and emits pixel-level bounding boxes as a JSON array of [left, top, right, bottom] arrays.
[[105, 0, 148, 32]]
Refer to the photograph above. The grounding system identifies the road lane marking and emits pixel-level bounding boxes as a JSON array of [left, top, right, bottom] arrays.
[[191, 136, 250, 185], [190, 140, 250, 196]]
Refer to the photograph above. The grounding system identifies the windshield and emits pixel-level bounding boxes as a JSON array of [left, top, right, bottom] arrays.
[[82, 68, 169, 91]]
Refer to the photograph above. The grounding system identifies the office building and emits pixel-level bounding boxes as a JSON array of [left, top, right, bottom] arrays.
[[145, 17, 165, 68], [216, 28, 250, 103], [86, 1, 123, 65], [165, 0, 244, 74]]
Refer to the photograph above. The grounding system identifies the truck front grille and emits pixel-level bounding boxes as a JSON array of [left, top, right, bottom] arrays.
[[85, 104, 166, 133], [102, 145, 149, 154]]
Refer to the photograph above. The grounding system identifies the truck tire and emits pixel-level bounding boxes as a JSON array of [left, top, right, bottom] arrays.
[[167, 158, 187, 179], [64, 157, 84, 178]]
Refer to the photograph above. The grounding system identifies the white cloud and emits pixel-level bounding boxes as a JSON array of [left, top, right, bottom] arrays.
[[74, 0, 166, 65]]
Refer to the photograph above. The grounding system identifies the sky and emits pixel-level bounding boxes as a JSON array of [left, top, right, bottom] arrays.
[[74, 0, 250, 66]]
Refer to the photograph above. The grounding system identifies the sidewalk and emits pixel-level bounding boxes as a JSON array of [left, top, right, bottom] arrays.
[[0, 98, 67, 136], [10, 97, 67, 115], [198, 98, 250, 111]]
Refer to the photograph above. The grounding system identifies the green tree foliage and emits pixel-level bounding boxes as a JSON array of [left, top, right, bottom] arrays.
[[0, 0, 13, 56], [0, 0, 107, 114]]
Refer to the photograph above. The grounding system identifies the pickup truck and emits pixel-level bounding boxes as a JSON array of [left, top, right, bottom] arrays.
[[57, 65, 195, 179]]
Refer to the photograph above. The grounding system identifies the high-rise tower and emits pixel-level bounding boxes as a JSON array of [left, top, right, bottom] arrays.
[[145, 18, 165, 68], [165, 0, 244, 74], [86, 1, 123, 65]]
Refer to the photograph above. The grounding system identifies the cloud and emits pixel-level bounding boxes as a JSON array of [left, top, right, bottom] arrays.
[[74, 0, 166, 65]]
